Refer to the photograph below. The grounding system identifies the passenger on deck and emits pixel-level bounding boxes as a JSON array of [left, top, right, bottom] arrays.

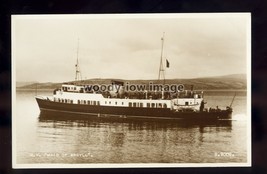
[[200, 100, 207, 112], [216, 106, 221, 111], [200, 100, 205, 112]]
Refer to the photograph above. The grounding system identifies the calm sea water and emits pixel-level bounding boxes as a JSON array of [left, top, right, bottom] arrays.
[[15, 90, 248, 165]]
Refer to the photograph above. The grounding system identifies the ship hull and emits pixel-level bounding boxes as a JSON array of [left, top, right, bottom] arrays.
[[36, 98, 232, 121]]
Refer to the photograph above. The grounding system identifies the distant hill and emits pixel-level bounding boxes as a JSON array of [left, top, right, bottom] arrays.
[[16, 81, 38, 87], [17, 74, 247, 90], [196, 74, 246, 80], [17, 82, 62, 90]]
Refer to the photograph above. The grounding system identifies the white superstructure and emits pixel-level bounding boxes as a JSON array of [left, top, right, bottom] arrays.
[[46, 84, 204, 112]]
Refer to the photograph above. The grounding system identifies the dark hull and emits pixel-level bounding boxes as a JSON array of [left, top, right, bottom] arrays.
[[36, 98, 232, 121], [39, 111, 233, 128]]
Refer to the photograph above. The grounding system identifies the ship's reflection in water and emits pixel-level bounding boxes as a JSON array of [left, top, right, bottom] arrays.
[[38, 111, 233, 130], [35, 111, 239, 163]]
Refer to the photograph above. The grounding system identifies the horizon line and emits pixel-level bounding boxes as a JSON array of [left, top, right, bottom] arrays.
[[16, 73, 246, 84]]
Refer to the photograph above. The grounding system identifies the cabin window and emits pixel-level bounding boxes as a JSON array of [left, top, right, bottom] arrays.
[[190, 102, 192, 104], [68, 87, 70, 90], [71, 100, 73, 104], [65, 99, 67, 103], [122, 102, 124, 105], [147, 103, 150, 108], [74, 87, 76, 90], [105, 101, 107, 104], [140, 103, 143, 107], [185, 102, 189, 105], [87, 100, 90, 105], [97, 101, 100, 105], [129, 102, 132, 107], [115, 102, 117, 105], [109, 101, 111, 104], [151, 103, 155, 108], [54, 98, 56, 102], [78, 100, 80, 104], [94, 101, 96, 105], [163, 103, 167, 108], [133, 102, 137, 107], [158, 103, 162, 108]]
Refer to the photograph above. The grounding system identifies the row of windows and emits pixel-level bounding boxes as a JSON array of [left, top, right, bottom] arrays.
[[178, 101, 198, 105], [129, 102, 167, 108], [62, 86, 77, 91], [78, 100, 100, 105], [103, 101, 167, 108], [55, 98, 74, 104], [55, 98, 167, 108], [104, 101, 124, 105], [55, 98, 100, 105]]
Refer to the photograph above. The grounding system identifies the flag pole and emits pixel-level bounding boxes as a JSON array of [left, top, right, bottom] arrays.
[[158, 32, 165, 82]]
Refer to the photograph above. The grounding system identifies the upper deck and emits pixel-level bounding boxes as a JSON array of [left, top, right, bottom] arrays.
[[59, 84, 203, 100]]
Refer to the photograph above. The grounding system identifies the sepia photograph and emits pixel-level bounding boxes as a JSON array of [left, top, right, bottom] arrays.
[[12, 13, 251, 168]]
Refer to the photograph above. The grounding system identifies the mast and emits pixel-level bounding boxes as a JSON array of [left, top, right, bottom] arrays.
[[158, 33, 166, 99], [158, 32, 165, 84], [75, 38, 82, 82]]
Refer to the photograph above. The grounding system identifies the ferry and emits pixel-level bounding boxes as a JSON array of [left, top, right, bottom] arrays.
[[35, 84, 233, 120], [35, 35, 233, 121]]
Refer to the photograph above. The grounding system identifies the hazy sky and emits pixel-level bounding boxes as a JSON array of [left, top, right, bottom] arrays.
[[12, 14, 250, 83]]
